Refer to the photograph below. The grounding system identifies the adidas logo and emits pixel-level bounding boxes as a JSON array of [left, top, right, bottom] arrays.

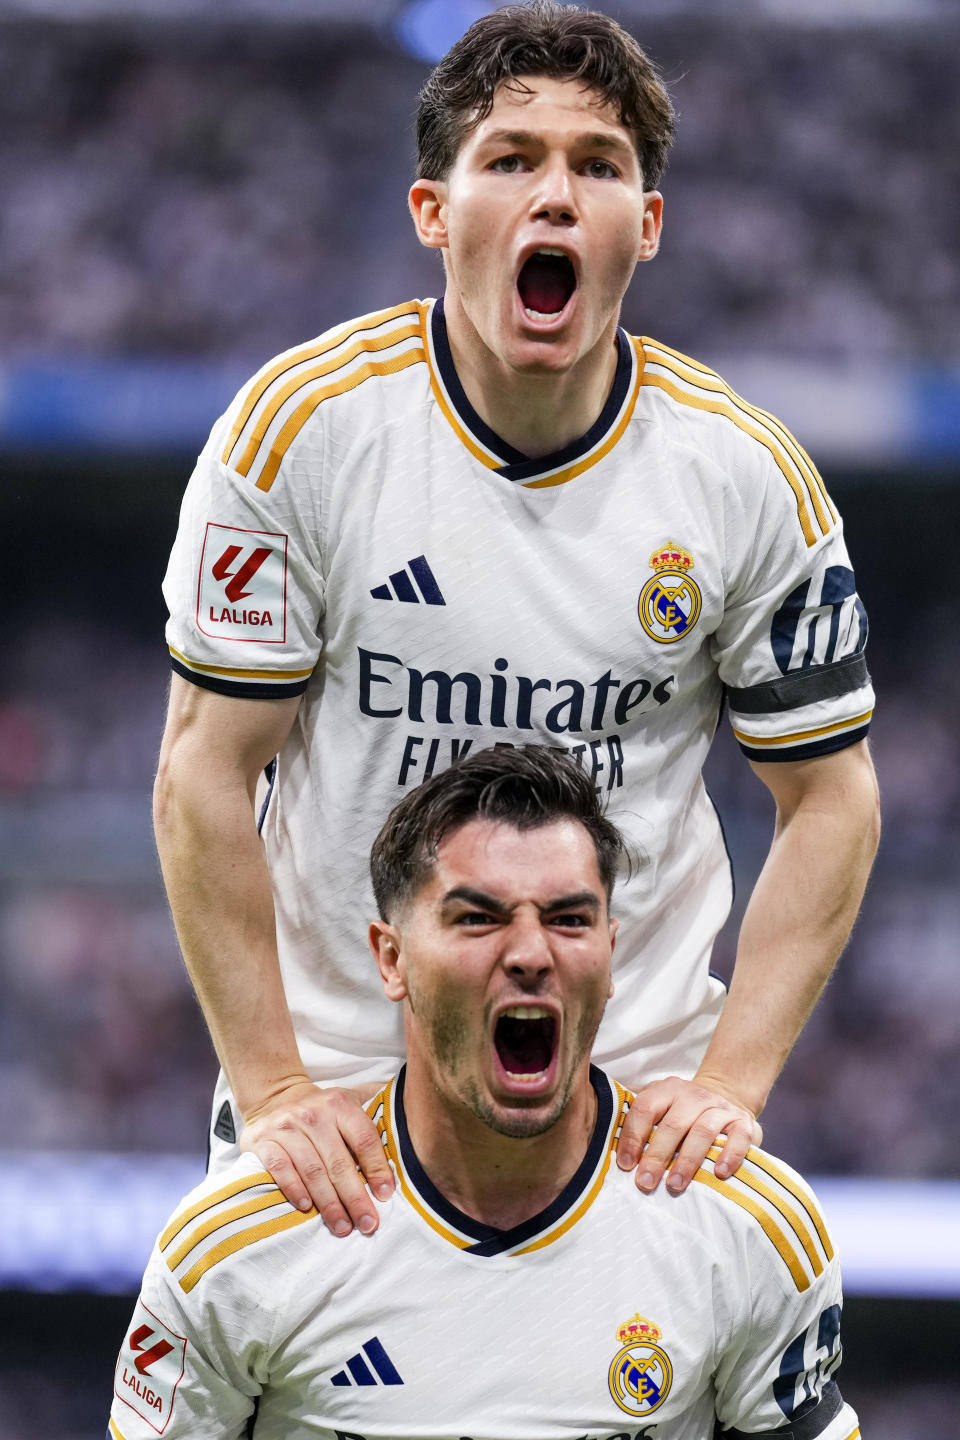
[[370, 555, 445, 605], [330, 1335, 403, 1388], [213, 1101, 236, 1145]]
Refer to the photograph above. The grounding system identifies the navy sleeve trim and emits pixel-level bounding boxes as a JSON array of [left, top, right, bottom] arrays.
[[739, 724, 870, 765], [728, 654, 870, 716], [171, 658, 308, 701], [720, 1379, 845, 1440]]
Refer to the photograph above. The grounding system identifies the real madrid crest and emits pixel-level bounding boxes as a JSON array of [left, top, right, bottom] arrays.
[[608, 1313, 674, 1418], [638, 542, 702, 644]]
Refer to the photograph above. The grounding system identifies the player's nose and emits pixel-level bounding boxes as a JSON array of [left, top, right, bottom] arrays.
[[501, 908, 553, 980], [529, 156, 579, 224]]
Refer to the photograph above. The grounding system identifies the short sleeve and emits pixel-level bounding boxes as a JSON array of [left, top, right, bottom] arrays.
[[712, 452, 873, 763], [109, 1268, 258, 1440], [162, 379, 326, 701], [712, 1157, 860, 1440]]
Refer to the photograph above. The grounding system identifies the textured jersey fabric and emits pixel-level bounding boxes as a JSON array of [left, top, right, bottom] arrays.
[[162, 298, 873, 1134]]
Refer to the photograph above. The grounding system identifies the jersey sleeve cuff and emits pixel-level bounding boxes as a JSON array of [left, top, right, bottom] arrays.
[[733, 716, 872, 763], [170, 651, 311, 700], [727, 655, 874, 762]]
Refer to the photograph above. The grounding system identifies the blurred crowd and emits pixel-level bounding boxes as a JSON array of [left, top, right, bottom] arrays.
[[0, 15, 958, 370]]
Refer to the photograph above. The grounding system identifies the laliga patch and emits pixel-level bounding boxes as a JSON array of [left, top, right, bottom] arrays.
[[638, 541, 702, 644], [608, 1313, 674, 1418], [197, 522, 288, 643], [114, 1298, 186, 1434]]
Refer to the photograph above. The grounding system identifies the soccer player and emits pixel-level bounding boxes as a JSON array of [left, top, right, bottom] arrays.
[[155, 2, 880, 1234], [112, 747, 860, 1440]]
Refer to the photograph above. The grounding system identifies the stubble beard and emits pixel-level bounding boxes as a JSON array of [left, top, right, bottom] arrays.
[[423, 992, 606, 1141]]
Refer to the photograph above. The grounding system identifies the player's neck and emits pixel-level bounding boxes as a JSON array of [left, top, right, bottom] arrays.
[[442, 292, 621, 460], [400, 1063, 598, 1231]]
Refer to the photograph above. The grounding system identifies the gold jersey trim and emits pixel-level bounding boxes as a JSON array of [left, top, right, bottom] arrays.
[[222, 301, 421, 467], [158, 1169, 275, 1250], [159, 1168, 318, 1294], [521, 339, 644, 490], [694, 1145, 835, 1293], [178, 1208, 315, 1294], [732, 709, 873, 749], [168, 644, 315, 683], [375, 1071, 621, 1254], [693, 1167, 810, 1292], [422, 302, 644, 488], [221, 302, 426, 492], [640, 337, 836, 548]]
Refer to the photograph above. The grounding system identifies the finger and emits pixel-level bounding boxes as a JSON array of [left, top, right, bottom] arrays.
[[294, 1098, 390, 1231], [712, 1118, 761, 1181], [663, 1109, 738, 1194], [634, 1111, 693, 1192], [249, 1136, 354, 1236], [240, 1122, 315, 1212], [322, 1147, 384, 1235], [615, 1098, 659, 1171], [341, 1113, 395, 1200], [616, 1078, 684, 1171], [248, 1109, 364, 1234]]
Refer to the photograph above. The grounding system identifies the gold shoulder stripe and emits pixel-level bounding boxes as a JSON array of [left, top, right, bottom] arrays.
[[742, 1149, 834, 1261], [613, 1080, 634, 1145], [159, 1170, 274, 1251], [693, 1168, 810, 1292], [109, 1417, 130, 1440], [732, 710, 873, 748], [165, 1188, 292, 1272], [641, 368, 818, 547], [221, 301, 421, 467], [178, 1207, 315, 1294], [711, 1156, 824, 1280], [642, 338, 837, 533], [233, 321, 422, 478], [169, 645, 315, 683], [252, 346, 425, 494]]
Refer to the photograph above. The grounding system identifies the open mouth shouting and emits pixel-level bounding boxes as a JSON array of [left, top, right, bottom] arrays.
[[493, 1004, 559, 1091], [516, 248, 578, 323]]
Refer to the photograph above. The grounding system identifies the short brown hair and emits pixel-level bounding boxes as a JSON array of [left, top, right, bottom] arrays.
[[416, 1, 676, 187], [370, 744, 628, 919]]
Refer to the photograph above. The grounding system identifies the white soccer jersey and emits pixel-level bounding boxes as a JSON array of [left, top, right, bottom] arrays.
[[110, 1070, 860, 1440], [163, 298, 874, 1126]]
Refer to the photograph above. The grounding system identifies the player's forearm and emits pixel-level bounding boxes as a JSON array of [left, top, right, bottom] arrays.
[[696, 747, 880, 1116], [153, 750, 307, 1119]]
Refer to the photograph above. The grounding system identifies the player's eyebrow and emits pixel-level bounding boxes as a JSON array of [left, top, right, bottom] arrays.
[[442, 885, 601, 917], [481, 127, 634, 159]]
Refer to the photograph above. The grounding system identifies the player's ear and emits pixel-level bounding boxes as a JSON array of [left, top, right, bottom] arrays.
[[637, 191, 663, 262], [369, 921, 408, 1001], [409, 177, 449, 251], [608, 915, 618, 998]]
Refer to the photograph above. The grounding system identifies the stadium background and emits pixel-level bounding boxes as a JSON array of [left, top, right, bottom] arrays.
[[2, 0, 959, 1434]]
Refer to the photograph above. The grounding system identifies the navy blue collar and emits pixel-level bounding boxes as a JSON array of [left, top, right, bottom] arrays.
[[431, 296, 634, 484], [393, 1063, 613, 1257]]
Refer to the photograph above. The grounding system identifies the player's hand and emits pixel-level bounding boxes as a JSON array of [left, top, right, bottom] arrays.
[[615, 1075, 761, 1196], [239, 1081, 394, 1236]]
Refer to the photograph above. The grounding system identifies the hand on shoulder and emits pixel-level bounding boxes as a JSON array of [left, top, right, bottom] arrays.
[[615, 1074, 762, 1195], [240, 1079, 395, 1235]]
